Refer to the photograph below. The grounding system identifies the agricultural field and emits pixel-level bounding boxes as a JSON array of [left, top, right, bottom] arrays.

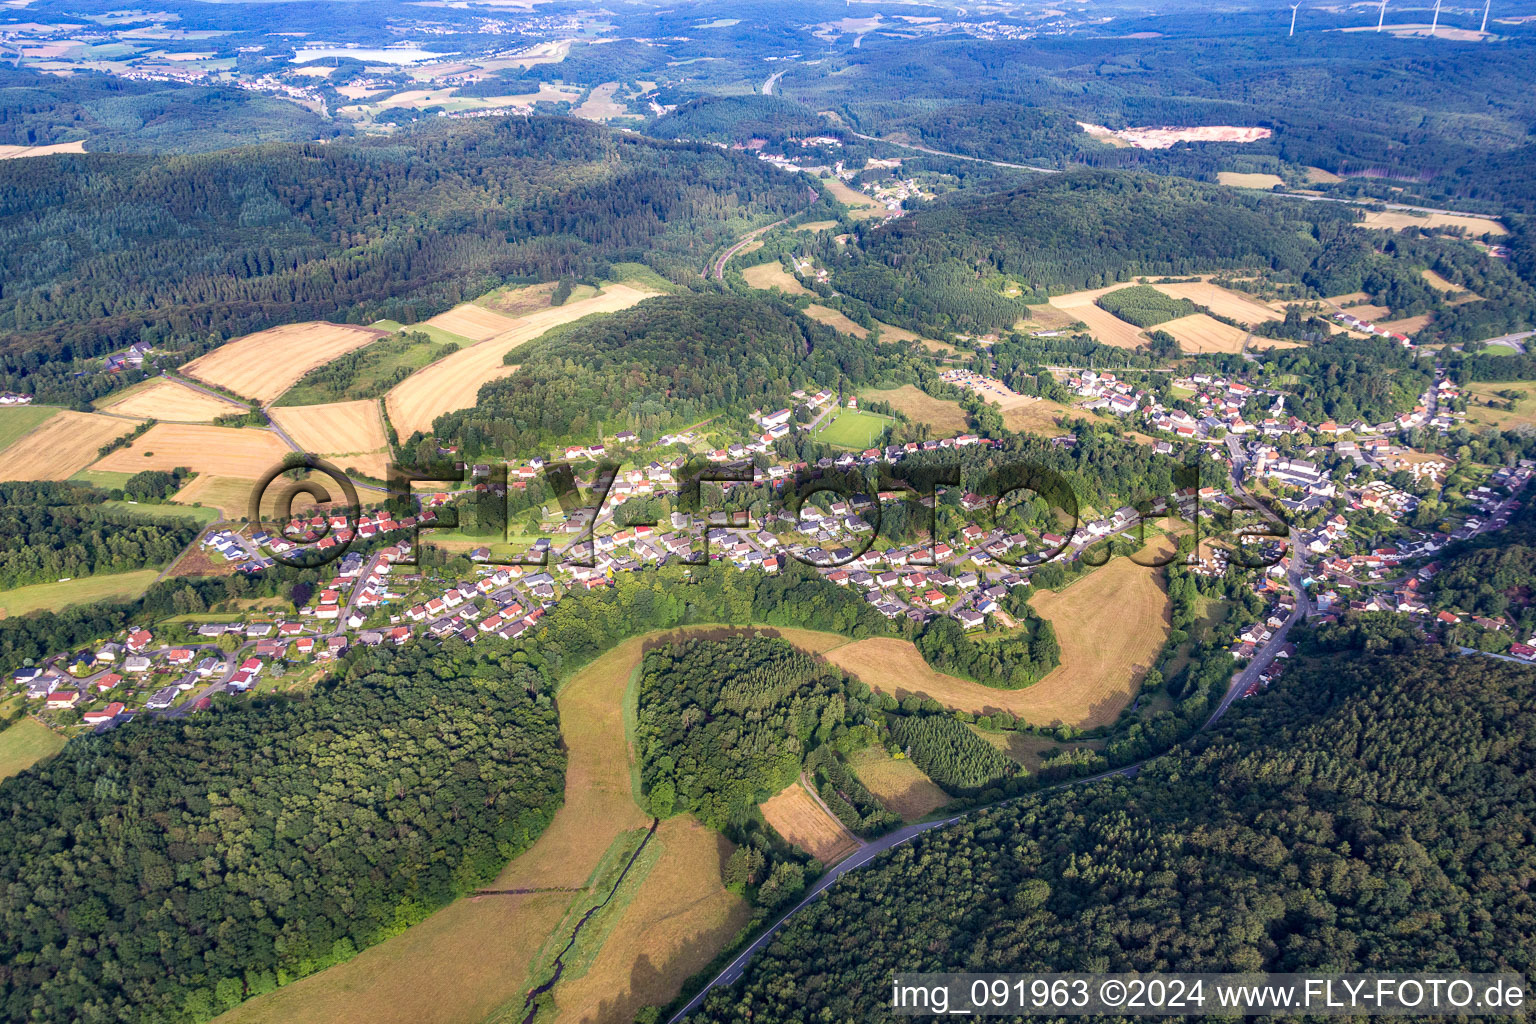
[[573, 81, 631, 120], [0, 718, 66, 782], [170, 475, 266, 520], [0, 140, 86, 159], [1378, 314, 1435, 335], [847, 748, 950, 822], [386, 284, 657, 437], [1341, 302, 1392, 322], [421, 303, 521, 343], [1148, 280, 1284, 325], [99, 378, 246, 422], [0, 569, 161, 618], [1216, 172, 1285, 189], [1019, 303, 1082, 333], [819, 176, 884, 219], [1156, 313, 1253, 353], [181, 322, 388, 403], [742, 262, 810, 295], [269, 401, 389, 457], [1420, 269, 1481, 302], [860, 385, 969, 433], [815, 408, 892, 449], [759, 782, 861, 864], [1356, 209, 1506, 236], [93, 423, 291, 481], [794, 220, 839, 233], [1047, 285, 1146, 348], [803, 304, 868, 337], [0, 410, 142, 481], [476, 281, 558, 317], [0, 405, 60, 452]]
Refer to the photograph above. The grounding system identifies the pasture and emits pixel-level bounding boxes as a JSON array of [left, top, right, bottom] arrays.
[[0, 719, 66, 782], [1356, 209, 1506, 237], [100, 378, 246, 422], [573, 81, 629, 120], [386, 284, 657, 438], [1148, 280, 1284, 325], [803, 304, 868, 337], [760, 782, 861, 864], [93, 423, 292, 481], [815, 408, 892, 449], [269, 401, 388, 456], [873, 321, 953, 352], [1156, 313, 1252, 354], [0, 410, 141, 481], [861, 385, 969, 433], [742, 262, 811, 295], [181, 323, 387, 403], [848, 748, 950, 821], [0, 569, 161, 617], [1464, 381, 1536, 431]]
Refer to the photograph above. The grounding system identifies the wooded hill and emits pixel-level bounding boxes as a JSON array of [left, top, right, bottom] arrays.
[[683, 626, 1536, 1022]]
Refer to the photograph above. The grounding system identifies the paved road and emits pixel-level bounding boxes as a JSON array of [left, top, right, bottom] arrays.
[[844, 129, 1057, 173], [762, 70, 785, 95]]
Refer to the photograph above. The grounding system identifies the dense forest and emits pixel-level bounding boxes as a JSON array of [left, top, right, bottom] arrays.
[[0, 641, 565, 1024], [683, 627, 1536, 1023], [0, 116, 814, 394], [913, 610, 1059, 689], [0, 482, 200, 589], [889, 713, 1016, 792]]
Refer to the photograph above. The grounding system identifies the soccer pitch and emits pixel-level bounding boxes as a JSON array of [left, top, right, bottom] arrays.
[[816, 408, 893, 449]]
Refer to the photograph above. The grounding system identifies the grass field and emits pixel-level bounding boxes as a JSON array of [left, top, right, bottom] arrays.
[[1217, 171, 1285, 189], [181, 322, 387, 403], [860, 385, 969, 433], [1357, 209, 1506, 236], [0, 405, 61, 451], [1001, 396, 1089, 436], [421, 303, 521, 342], [93, 423, 291, 481], [99, 378, 245, 421], [0, 410, 142, 481], [386, 284, 657, 437], [847, 748, 950, 821], [827, 541, 1172, 728], [815, 408, 892, 449], [102, 499, 220, 525], [794, 220, 839, 232], [820, 177, 884, 219], [1465, 381, 1536, 431], [1020, 304, 1082, 333], [1157, 313, 1253, 354], [742, 262, 810, 295], [0, 569, 161, 617], [1378, 313, 1435, 335], [968, 728, 1090, 772], [872, 321, 954, 352], [269, 401, 388, 456], [760, 782, 861, 864], [1149, 280, 1284, 326], [170, 475, 263, 519], [0, 718, 66, 781], [1419, 269, 1480, 303], [476, 281, 558, 317], [803, 303, 868, 337], [275, 334, 458, 407]]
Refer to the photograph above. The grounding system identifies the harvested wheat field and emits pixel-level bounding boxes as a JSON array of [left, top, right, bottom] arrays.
[[760, 782, 861, 864], [1156, 313, 1250, 353], [742, 262, 810, 295], [269, 401, 388, 455], [861, 385, 969, 433], [1378, 314, 1434, 335], [828, 542, 1171, 728], [848, 748, 950, 821], [94, 423, 291, 480], [1217, 171, 1285, 189], [171, 475, 262, 519], [1341, 303, 1392, 322], [0, 140, 86, 159], [1046, 285, 1145, 348], [0, 411, 141, 481], [387, 285, 656, 437], [100, 378, 245, 422], [182, 322, 387, 403], [1419, 270, 1482, 304], [1149, 280, 1283, 326], [422, 303, 521, 343], [548, 816, 749, 1024], [1357, 209, 1506, 236]]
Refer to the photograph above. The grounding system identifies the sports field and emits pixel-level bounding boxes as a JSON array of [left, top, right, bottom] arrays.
[[860, 385, 969, 433], [0, 718, 66, 782], [93, 423, 291, 480], [99, 378, 245, 421], [1149, 280, 1284, 326], [742, 262, 811, 295], [0, 569, 161, 617], [848, 748, 950, 821], [269, 401, 388, 455], [386, 284, 657, 437], [815, 408, 891, 449], [181, 322, 387, 403], [0, 410, 142, 481], [760, 782, 861, 864], [803, 304, 867, 336]]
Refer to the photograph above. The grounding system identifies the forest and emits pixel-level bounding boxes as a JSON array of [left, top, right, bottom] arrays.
[[0, 641, 565, 1024], [888, 714, 1016, 793], [683, 627, 1536, 1023], [0, 482, 201, 589], [913, 610, 1059, 689], [1095, 285, 1198, 328]]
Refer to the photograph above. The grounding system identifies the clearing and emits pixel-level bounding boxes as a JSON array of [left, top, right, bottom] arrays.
[[1148, 280, 1284, 326], [182, 323, 388, 403], [759, 781, 861, 865], [386, 284, 657, 438], [1420, 269, 1481, 302], [1378, 314, 1434, 335], [0, 569, 161, 617], [847, 748, 950, 821], [1217, 172, 1285, 189], [803, 304, 868, 337], [1357, 209, 1506, 237], [476, 281, 558, 317], [99, 378, 246, 422], [93, 423, 292, 482], [861, 385, 969, 433], [573, 81, 630, 120], [0, 410, 142, 481], [742, 263, 811, 295], [1001, 396, 1091, 436], [269, 401, 388, 457], [0, 718, 66, 781]]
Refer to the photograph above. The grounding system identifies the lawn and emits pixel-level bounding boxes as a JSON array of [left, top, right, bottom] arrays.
[[815, 408, 892, 449], [70, 469, 136, 490], [0, 718, 66, 782], [0, 569, 162, 617], [0, 405, 61, 454]]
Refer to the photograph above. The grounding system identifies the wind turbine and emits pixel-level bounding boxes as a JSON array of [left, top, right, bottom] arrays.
[[1430, 0, 1441, 35], [1377, 0, 1388, 30], [1289, 2, 1301, 36], [1481, 0, 1491, 33]]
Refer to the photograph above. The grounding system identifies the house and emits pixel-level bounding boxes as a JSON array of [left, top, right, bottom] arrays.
[[45, 690, 80, 710], [125, 629, 153, 653], [954, 608, 985, 629], [123, 655, 152, 674], [83, 702, 125, 726]]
